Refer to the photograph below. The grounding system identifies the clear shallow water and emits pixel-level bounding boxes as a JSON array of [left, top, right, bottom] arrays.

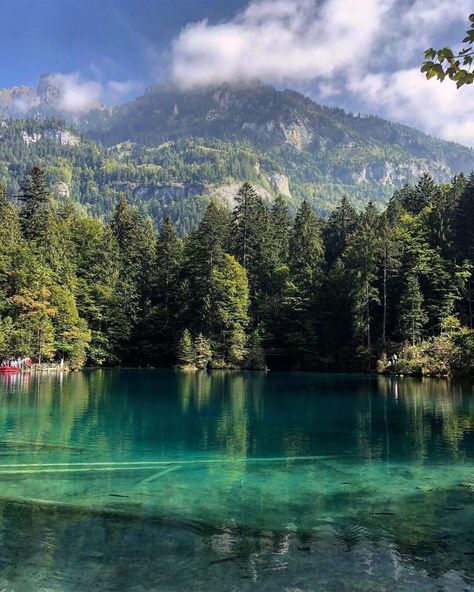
[[0, 369, 472, 591]]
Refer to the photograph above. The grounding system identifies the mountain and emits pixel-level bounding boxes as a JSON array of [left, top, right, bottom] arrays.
[[0, 73, 109, 127], [0, 78, 473, 228]]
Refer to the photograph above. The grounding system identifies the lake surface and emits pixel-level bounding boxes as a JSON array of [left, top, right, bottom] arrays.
[[0, 369, 472, 591]]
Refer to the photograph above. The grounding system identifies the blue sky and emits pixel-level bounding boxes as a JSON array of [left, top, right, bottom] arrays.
[[0, 0, 473, 146], [0, 0, 246, 89]]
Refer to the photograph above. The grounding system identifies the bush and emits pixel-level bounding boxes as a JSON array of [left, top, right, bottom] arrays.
[[390, 326, 474, 376]]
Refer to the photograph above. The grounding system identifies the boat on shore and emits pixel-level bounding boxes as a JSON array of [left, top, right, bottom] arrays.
[[0, 367, 21, 374]]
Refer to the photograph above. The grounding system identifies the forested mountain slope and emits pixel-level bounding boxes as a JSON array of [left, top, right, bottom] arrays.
[[1, 79, 473, 229]]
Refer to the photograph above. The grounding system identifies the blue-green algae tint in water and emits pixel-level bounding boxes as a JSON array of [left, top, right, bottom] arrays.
[[0, 370, 472, 591]]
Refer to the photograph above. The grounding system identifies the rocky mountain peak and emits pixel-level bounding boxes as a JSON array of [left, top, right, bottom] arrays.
[[36, 73, 61, 104]]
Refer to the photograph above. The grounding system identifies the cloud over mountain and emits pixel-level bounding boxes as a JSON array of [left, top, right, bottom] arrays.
[[170, 0, 474, 146]]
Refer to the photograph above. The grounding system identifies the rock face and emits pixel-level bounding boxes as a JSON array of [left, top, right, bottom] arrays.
[[211, 183, 273, 208], [54, 181, 71, 199], [0, 74, 108, 125], [19, 127, 80, 147], [20, 131, 41, 145], [94, 81, 474, 187], [269, 173, 291, 196], [0, 77, 473, 226], [43, 128, 80, 146]]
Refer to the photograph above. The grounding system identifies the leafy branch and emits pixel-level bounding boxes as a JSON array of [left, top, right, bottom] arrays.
[[421, 13, 474, 88]]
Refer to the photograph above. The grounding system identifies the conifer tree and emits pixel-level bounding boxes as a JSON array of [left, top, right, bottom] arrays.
[[147, 217, 185, 359], [68, 217, 120, 364], [209, 254, 249, 365], [345, 202, 381, 350], [324, 196, 357, 267], [400, 274, 427, 345], [0, 186, 21, 250], [185, 201, 230, 332], [245, 330, 266, 370], [18, 167, 51, 242], [177, 329, 195, 368], [110, 195, 153, 359], [231, 183, 272, 311], [287, 201, 324, 362], [454, 176, 474, 326], [194, 333, 212, 369], [290, 201, 324, 293], [270, 195, 290, 265]]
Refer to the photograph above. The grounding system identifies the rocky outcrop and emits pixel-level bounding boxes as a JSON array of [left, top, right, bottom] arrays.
[[346, 160, 452, 186], [19, 127, 80, 147], [269, 173, 291, 196], [54, 181, 71, 199], [211, 183, 273, 208], [127, 181, 274, 211], [44, 128, 80, 146], [20, 131, 41, 145]]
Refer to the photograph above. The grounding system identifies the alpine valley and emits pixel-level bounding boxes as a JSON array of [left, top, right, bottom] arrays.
[[0, 74, 473, 231]]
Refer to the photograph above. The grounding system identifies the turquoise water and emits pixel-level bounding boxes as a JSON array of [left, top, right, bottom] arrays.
[[0, 369, 472, 591]]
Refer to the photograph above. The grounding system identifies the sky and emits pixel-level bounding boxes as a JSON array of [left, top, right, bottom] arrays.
[[0, 0, 473, 146]]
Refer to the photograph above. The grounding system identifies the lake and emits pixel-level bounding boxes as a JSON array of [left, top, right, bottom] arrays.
[[0, 369, 472, 591]]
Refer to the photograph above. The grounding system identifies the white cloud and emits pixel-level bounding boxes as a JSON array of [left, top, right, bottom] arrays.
[[351, 68, 474, 147], [50, 73, 103, 113], [171, 0, 394, 87], [6, 73, 141, 115], [170, 0, 474, 146]]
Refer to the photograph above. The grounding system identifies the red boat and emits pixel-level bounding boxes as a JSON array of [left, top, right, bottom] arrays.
[[0, 367, 21, 373]]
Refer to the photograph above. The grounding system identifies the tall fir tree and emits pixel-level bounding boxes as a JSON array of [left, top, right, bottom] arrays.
[[324, 195, 357, 268], [399, 274, 427, 345], [17, 167, 51, 243]]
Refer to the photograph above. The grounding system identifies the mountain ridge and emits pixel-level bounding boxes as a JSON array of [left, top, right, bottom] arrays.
[[0, 77, 473, 229]]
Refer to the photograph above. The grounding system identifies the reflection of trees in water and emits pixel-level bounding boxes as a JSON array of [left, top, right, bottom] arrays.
[[1, 370, 472, 467], [0, 370, 134, 464], [179, 370, 265, 458], [0, 370, 472, 588], [374, 376, 474, 461]]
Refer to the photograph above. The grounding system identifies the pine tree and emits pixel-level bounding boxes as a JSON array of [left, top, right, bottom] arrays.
[[68, 217, 120, 365], [231, 183, 272, 311], [110, 194, 153, 360], [270, 195, 290, 265], [183, 201, 230, 333], [324, 195, 357, 267], [245, 330, 266, 370], [209, 254, 249, 365], [399, 274, 427, 345], [290, 201, 324, 293], [177, 329, 195, 368], [379, 214, 401, 348], [0, 186, 21, 251], [455, 175, 474, 326], [194, 333, 212, 369], [396, 175, 438, 215], [286, 201, 324, 362], [345, 202, 381, 351], [155, 218, 183, 311], [18, 166, 53, 245]]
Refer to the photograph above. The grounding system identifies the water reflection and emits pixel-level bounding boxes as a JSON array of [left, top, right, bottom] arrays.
[[0, 370, 472, 590]]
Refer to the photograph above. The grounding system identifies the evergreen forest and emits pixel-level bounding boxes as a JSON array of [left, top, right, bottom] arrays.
[[2, 166, 474, 375]]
